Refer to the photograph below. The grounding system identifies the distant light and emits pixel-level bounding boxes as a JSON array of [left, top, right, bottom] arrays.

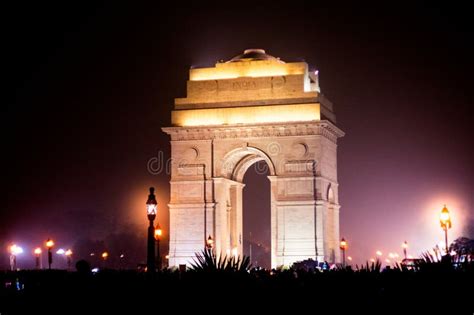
[[370, 258, 375, 263], [388, 253, 395, 259], [101, 252, 109, 259], [231, 247, 238, 257], [347, 256, 352, 261], [10, 244, 24, 255], [315, 70, 319, 75], [155, 226, 163, 239], [376, 251, 382, 256], [119, 254, 125, 258], [65, 249, 73, 256], [439, 205, 451, 229], [46, 239, 54, 249], [91, 268, 99, 273], [56, 249, 65, 255], [407, 254, 413, 259], [339, 238, 348, 250], [165, 255, 169, 260], [206, 235, 214, 249], [34, 248, 42, 255], [385, 259, 391, 264], [90, 253, 95, 256]]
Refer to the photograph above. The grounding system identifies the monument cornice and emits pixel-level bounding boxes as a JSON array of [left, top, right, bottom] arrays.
[[162, 120, 344, 142]]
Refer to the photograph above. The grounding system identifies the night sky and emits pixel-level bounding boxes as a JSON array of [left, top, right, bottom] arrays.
[[3, 2, 473, 269]]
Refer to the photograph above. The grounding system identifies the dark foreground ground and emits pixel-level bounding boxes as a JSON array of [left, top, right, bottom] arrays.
[[1, 264, 473, 314]]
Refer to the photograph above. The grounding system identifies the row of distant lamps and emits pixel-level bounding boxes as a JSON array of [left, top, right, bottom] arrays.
[[12, 195, 452, 272], [9, 240, 118, 271], [146, 185, 452, 269], [11, 187, 165, 273], [339, 205, 452, 265], [9, 239, 71, 271]]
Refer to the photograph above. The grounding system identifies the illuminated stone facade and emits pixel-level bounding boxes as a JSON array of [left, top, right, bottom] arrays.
[[163, 49, 344, 268]]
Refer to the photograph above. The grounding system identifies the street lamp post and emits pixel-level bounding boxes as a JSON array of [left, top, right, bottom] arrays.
[[206, 235, 214, 250], [65, 249, 73, 270], [9, 244, 23, 271], [34, 248, 42, 269], [46, 239, 54, 270], [146, 187, 157, 273], [155, 224, 163, 271], [339, 238, 348, 267], [402, 241, 408, 260], [101, 251, 108, 269], [439, 205, 452, 255]]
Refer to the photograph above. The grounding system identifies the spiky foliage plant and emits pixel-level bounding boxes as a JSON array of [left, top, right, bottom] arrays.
[[189, 248, 251, 272], [355, 259, 382, 273]]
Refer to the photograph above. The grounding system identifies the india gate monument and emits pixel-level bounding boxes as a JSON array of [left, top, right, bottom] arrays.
[[162, 49, 344, 268]]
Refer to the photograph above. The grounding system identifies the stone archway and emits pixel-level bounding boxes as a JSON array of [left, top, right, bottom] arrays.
[[162, 49, 344, 268], [213, 146, 276, 265]]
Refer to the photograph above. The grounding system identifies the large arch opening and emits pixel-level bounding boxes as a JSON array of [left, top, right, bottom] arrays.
[[242, 160, 271, 269]]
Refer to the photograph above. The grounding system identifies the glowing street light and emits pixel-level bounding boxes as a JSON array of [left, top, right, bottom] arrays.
[[206, 235, 214, 250], [9, 244, 23, 271], [155, 225, 163, 238], [155, 223, 163, 271], [402, 241, 408, 260], [146, 187, 157, 274], [101, 252, 109, 260], [439, 205, 452, 255], [100, 251, 109, 269], [34, 247, 42, 269], [46, 239, 54, 270], [339, 238, 348, 267]]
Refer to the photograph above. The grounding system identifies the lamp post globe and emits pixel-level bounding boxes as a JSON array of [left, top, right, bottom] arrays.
[[339, 238, 348, 267], [46, 239, 54, 270], [206, 235, 214, 250], [146, 187, 157, 273], [439, 205, 452, 255]]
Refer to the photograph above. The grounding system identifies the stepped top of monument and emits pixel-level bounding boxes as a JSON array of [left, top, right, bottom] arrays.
[[187, 48, 304, 81], [169, 49, 337, 126], [227, 49, 284, 63]]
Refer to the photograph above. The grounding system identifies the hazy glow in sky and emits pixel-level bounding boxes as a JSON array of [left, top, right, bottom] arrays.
[[2, 3, 472, 269]]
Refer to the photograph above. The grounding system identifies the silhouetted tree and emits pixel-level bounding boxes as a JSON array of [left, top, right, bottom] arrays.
[[450, 237, 474, 256]]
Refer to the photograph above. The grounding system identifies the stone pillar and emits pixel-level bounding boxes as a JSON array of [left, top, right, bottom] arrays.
[[269, 176, 318, 268], [168, 168, 215, 267], [168, 201, 206, 267], [212, 177, 244, 258]]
